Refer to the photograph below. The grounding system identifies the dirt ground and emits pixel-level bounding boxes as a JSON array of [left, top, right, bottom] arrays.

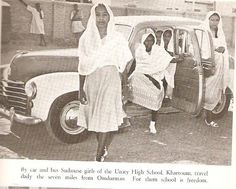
[[0, 39, 234, 165], [0, 109, 233, 165]]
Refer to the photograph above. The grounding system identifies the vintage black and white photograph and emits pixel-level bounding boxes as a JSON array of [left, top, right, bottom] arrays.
[[0, 0, 235, 172]]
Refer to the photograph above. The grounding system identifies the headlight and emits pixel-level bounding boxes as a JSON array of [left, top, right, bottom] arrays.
[[25, 82, 37, 99], [1, 65, 11, 80]]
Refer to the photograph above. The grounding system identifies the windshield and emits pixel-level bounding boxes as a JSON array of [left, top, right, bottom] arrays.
[[115, 24, 133, 41]]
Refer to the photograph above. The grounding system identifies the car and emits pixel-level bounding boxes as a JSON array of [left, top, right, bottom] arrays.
[[0, 16, 234, 144]]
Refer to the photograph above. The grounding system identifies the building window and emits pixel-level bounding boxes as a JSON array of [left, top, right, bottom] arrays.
[[66, 0, 92, 3], [66, 0, 82, 2]]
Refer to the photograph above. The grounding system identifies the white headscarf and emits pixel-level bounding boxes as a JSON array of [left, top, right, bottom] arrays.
[[78, 1, 132, 75], [134, 32, 173, 76], [160, 29, 174, 53], [202, 11, 230, 92], [141, 30, 156, 44], [202, 11, 227, 47], [78, 2, 114, 56]]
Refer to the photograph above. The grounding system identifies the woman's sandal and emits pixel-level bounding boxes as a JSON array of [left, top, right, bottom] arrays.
[[95, 147, 108, 162], [103, 146, 108, 158], [205, 119, 219, 127]]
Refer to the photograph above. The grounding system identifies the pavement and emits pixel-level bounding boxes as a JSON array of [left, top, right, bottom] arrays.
[[0, 117, 11, 135]]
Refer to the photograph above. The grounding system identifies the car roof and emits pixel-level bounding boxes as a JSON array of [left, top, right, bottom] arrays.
[[114, 15, 202, 27]]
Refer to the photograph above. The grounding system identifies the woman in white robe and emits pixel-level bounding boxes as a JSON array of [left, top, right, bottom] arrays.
[[18, 0, 46, 46], [201, 11, 230, 127], [154, 30, 163, 46], [70, 4, 85, 45], [128, 32, 175, 134], [160, 29, 177, 100], [77, 1, 133, 161]]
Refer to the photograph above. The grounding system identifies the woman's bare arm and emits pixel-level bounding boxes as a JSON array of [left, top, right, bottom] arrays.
[[79, 75, 87, 104]]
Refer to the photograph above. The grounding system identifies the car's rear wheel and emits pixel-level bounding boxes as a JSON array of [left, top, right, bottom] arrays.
[[193, 88, 232, 118], [211, 90, 232, 119], [46, 92, 88, 144]]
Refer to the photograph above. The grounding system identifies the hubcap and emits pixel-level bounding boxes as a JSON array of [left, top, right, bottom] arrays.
[[60, 100, 85, 135]]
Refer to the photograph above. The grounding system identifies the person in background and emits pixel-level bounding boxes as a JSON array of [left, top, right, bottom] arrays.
[[161, 29, 177, 100], [70, 4, 85, 45], [201, 11, 230, 127], [154, 30, 163, 46], [18, 0, 46, 46], [77, 2, 133, 162]]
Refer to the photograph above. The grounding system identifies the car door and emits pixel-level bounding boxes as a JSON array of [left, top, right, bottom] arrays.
[[171, 28, 204, 116]]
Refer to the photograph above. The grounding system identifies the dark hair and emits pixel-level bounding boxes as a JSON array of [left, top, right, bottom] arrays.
[[163, 30, 172, 36], [155, 30, 163, 34], [209, 13, 220, 38], [210, 13, 220, 19], [145, 34, 155, 42], [95, 3, 109, 15], [97, 3, 107, 10], [73, 4, 78, 8]]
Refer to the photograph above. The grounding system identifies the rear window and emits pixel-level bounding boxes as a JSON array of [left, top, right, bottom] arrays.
[[115, 24, 132, 40]]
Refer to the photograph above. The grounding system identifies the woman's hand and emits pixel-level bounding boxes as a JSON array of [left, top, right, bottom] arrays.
[[172, 54, 184, 63], [79, 89, 88, 105], [215, 46, 225, 53], [122, 83, 133, 103]]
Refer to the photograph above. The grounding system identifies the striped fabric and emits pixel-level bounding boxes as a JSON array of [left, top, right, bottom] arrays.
[[128, 73, 164, 111], [77, 66, 125, 132]]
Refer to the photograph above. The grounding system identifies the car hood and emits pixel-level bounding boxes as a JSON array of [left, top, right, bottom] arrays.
[[9, 48, 79, 82]]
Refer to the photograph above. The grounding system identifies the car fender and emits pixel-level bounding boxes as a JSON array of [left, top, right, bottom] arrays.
[[26, 72, 80, 122], [0, 64, 10, 80], [228, 55, 235, 95]]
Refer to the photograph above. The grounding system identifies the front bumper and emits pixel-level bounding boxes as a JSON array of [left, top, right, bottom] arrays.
[[0, 106, 42, 125]]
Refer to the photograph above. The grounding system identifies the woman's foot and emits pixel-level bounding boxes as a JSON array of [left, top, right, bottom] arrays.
[[95, 155, 105, 162], [118, 117, 131, 133], [149, 121, 157, 134], [95, 147, 108, 162], [205, 119, 219, 127]]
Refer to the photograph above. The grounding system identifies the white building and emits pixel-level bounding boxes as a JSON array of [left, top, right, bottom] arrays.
[[55, 0, 236, 16], [111, 0, 214, 13], [215, 1, 236, 16]]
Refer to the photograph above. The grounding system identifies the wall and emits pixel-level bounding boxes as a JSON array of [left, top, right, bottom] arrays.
[[4, 0, 53, 42], [3, 0, 235, 48], [216, 1, 236, 16]]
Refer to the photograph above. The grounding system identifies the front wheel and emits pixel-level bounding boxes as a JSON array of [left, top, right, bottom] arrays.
[[46, 92, 88, 144]]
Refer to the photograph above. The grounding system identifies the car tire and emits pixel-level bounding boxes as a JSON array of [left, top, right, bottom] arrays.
[[193, 88, 232, 118], [46, 92, 88, 144], [211, 89, 232, 119]]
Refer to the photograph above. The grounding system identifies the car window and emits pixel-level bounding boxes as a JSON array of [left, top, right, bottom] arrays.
[[175, 29, 194, 56], [195, 29, 211, 59], [115, 24, 133, 40]]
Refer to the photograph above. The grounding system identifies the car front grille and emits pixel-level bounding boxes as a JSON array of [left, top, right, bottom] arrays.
[[0, 79, 28, 115]]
